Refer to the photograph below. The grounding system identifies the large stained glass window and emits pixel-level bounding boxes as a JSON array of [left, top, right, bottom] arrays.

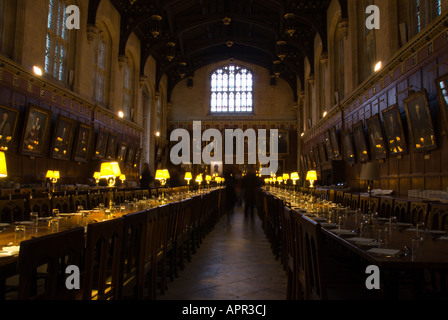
[[211, 65, 253, 113]]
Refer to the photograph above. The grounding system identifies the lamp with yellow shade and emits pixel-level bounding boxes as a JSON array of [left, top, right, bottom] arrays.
[[0, 152, 7, 178], [93, 172, 101, 184], [306, 170, 317, 189], [184, 172, 192, 185], [46, 170, 60, 193], [205, 175, 212, 189], [290, 172, 300, 184], [155, 169, 170, 202], [100, 162, 121, 187], [195, 174, 203, 192], [119, 174, 126, 185]]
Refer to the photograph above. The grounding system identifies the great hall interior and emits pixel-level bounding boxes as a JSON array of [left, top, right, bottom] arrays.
[[0, 0, 448, 302]]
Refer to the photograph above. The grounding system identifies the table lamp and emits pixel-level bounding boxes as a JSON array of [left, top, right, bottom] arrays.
[[195, 174, 203, 191], [93, 172, 101, 185], [0, 152, 7, 178], [46, 170, 60, 193], [360, 162, 380, 213], [205, 175, 212, 188], [119, 174, 126, 185], [290, 172, 300, 185], [100, 162, 121, 187], [282, 173, 289, 185], [184, 172, 192, 185], [306, 170, 317, 188]]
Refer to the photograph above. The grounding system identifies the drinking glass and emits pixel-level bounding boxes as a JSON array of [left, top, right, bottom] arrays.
[[377, 228, 388, 248], [412, 237, 424, 261], [52, 208, 60, 218], [15, 225, 26, 244], [48, 218, 59, 233], [30, 212, 38, 226], [416, 222, 425, 238]]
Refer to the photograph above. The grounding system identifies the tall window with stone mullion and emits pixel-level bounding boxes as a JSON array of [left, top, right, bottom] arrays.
[[45, 0, 69, 82], [210, 65, 253, 113]]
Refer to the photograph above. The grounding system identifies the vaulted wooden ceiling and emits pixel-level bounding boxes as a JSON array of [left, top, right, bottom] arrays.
[[87, 0, 348, 101]]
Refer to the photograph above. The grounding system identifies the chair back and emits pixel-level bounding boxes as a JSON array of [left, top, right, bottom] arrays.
[[393, 200, 409, 222], [51, 196, 71, 213], [299, 214, 326, 300], [17, 227, 85, 300], [427, 204, 448, 231], [71, 194, 88, 211], [409, 202, 429, 225], [119, 210, 148, 299], [27, 198, 51, 217], [83, 218, 125, 300], [0, 199, 26, 223]]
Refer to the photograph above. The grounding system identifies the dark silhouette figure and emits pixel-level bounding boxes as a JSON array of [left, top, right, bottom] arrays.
[[140, 163, 154, 190], [242, 169, 261, 218], [224, 172, 236, 214]]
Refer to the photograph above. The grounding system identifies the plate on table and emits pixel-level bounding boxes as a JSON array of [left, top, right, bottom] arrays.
[[57, 213, 75, 218], [330, 229, 355, 236], [320, 222, 337, 229], [367, 248, 400, 256], [14, 221, 32, 225], [311, 217, 327, 222], [0, 223, 10, 227]]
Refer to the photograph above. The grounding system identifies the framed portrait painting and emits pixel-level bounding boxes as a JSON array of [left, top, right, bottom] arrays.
[[117, 142, 127, 164], [324, 130, 334, 160], [51, 115, 76, 160], [329, 127, 341, 158], [366, 114, 388, 160], [381, 104, 407, 156], [341, 130, 356, 165], [125, 145, 136, 168], [436, 73, 448, 133], [105, 133, 118, 160], [94, 129, 109, 159], [0, 105, 19, 153], [133, 147, 142, 169], [20, 105, 52, 157], [353, 121, 369, 163], [277, 131, 289, 156], [73, 123, 93, 162], [403, 90, 437, 152]]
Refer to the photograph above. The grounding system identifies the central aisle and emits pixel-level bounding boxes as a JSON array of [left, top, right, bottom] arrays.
[[159, 205, 288, 300]]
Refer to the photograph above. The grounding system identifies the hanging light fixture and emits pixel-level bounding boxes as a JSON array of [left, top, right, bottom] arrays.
[[150, 14, 162, 38], [284, 13, 296, 37], [273, 60, 281, 78], [166, 41, 176, 62], [277, 40, 288, 60], [179, 61, 187, 78]]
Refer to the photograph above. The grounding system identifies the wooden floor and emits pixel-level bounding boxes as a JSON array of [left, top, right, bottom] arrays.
[[158, 204, 288, 300]]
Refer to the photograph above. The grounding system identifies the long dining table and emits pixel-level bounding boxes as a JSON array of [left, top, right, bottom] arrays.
[[266, 187, 448, 299], [0, 188, 217, 299]]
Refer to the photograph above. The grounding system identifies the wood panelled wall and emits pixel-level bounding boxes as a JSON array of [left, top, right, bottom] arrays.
[[0, 58, 143, 187], [302, 18, 448, 196]]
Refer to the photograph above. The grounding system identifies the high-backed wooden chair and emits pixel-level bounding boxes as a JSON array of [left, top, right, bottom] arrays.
[[378, 197, 394, 218], [134, 190, 143, 200], [329, 190, 335, 203], [293, 210, 306, 300], [125, 191, 134, 202], [0, 199, 26, 223], [27, 198, 51, 217], [393, 200, 410, 222], [360, 195, 380, 214], [17, 227, 85, 300], [119, 211, 148, 299], [335, 191, 344, 204], [83, 218, 125, 300], [342, 193, 352, 208], [299, 214, 326, 300], [284, 207, 297, 300], [427, 204, 448, 231], [88, 193, 104, 209], [71, 194, 88, 211], [114, 191, 125, 205], [143, 207, 159, 300], [409, 202, 429, 225], [51, 196, 71, 213], [350, 194, 360, 210]]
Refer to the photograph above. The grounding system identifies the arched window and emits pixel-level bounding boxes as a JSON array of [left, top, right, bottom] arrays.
[[334, 21, 345, 102], [210, 65, 253, 113], [123, 54, 135, 122], [45, 0, 69, 82], [92, 24, 111, 107]]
